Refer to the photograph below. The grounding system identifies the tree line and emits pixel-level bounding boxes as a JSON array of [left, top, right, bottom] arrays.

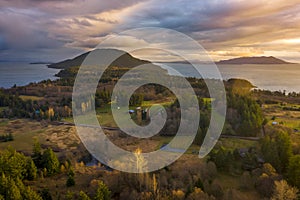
[[0, 142, 112, 200]]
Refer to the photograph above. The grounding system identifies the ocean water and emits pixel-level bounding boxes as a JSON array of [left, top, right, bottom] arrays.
[[0, 62, 299, 93], [159, 63, 300, 93], [0, 62, 60, 88]]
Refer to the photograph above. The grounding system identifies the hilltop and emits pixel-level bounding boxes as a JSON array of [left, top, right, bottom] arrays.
[[47, 48, 150, 69], [216, 56, 294, 65]]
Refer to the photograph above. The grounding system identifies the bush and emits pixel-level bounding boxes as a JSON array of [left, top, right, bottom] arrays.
[[66, 175, 75, 187], [79, 191, 91, 200], [271, 180, 298, 200], [66, 167, 75, 187]]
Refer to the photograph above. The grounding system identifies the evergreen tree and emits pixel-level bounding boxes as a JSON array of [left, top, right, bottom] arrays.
[[41, 148, 60, 176], [0, 175, 22, 200], [0, 172, 42, 200], [23, 187, 43, 200], [276, 131, 293, 172], [65, 191, 74, 200], [32, 139, 43, 168], [38, 188, 52, 200], [26, 158, 37, 180], [261, 130, 292, 173], [0, 147, 28, 180], [287, 155, 300, 188], [94, 181, 111, 200], [66, 168, 75, 187], [15, 178, 42, 200], [194, 178, 204, 191], [79, 191, 91, 200], [226, 92, 263, 136], [6, 177, 22, 200]]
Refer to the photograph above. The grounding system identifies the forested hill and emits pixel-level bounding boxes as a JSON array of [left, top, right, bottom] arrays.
[[48, 49, 150, 69], [216, 56, 294, 65], [48, 49, 159, 79]]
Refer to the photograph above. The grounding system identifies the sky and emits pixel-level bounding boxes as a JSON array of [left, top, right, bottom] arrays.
[[0, 0, 300, 63]]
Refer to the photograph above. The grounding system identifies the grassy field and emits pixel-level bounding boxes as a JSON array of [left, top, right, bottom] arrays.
[[64, 101, 175, 127], [96, 105, 116, 127], [19, 95, 44, 101], [0, 119, 9, 127], [218, 138, 259, 151], [0, 130, 45, 152], [280, 118, 300, 131], [263, 103, 300, 131], [142, 99, 174, 107], [0, 118, 269, 199], [0, 120, 47, 153]]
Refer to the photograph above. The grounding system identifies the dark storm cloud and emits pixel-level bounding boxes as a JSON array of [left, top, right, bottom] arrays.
[[0, 8, 62, 50], [0, 0, 148, 61]]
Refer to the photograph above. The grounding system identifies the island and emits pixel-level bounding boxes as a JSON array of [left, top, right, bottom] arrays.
[[216, 56, 295, 65], [47, 49, 150, 69]]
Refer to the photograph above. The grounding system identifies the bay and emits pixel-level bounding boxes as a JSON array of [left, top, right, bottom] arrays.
[[0, 62, 60, 89], [158, 63, 300, 93], [0, 62, 299, 93]]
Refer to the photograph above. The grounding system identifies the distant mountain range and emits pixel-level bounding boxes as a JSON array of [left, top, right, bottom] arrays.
[[216, 56, 294, 65]]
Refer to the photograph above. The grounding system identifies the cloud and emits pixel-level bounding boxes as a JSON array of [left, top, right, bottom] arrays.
[[0, 0, 147, 16], [84, 15, 118, 24], [1, 0, 300, 62], [117, 0, 300, 61], [66, 38, 101, 49], [0, 8, 62, 50], [0, 0, 147, 61], [72, 18, 92, 27]]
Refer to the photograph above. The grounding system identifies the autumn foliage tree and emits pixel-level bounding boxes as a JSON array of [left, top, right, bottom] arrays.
[[271, 180, 298, 200]]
